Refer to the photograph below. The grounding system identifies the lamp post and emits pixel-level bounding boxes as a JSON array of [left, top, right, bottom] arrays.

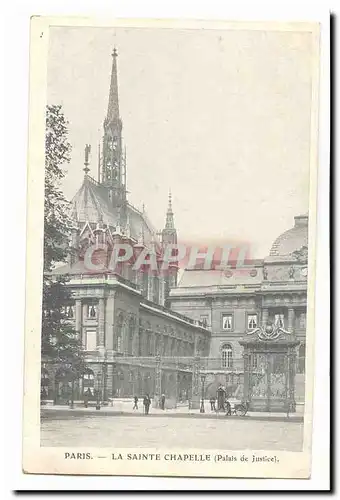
[[96, 372, 101, 410], [200, 374, 206, 413]]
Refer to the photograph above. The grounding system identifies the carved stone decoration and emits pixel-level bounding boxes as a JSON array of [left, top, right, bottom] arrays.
[[225, 270, 233, 278], [250, 269, 257, 277], [292, 245, 308, 263], [247, 322, 292, 341], [263, 267, 268, 280], [288, 266, 295, 279], [300, 267, 308, 278]]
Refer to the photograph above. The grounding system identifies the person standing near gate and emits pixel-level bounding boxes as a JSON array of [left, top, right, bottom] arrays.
[[217, 385, 226, 411], [161, 393, 166, 410], [210, 395, 216, 411], [143, 394, 151, 415], [133, 395, 138, 410]]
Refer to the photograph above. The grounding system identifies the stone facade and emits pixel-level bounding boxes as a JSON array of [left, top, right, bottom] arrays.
[[169, 214, 309, 383]]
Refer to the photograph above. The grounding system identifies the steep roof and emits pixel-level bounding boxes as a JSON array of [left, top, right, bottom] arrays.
[[70, 175, 159, 245]]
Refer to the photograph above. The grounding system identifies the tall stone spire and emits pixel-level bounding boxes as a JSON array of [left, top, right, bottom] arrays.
[[162, 190, 177, 245], [101, 48, 126, 213], [106, 47, 119, 125], [161, 190, 178, 304], [165, 190, 175, 230]]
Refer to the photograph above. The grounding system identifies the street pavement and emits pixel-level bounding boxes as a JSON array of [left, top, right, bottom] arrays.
[[40, 413, 304, 451], [41, 399, 304, 422]]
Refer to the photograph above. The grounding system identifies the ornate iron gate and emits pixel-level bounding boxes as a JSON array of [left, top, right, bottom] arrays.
[[240, 324, 299, 413]]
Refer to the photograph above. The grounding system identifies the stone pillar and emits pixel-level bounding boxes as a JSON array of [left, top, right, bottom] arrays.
[[123, 317, 129, 355], [261, 308, 269, 327], [147, 274, 154, 302], [75, 299, 82, 339], [132, 320, 139, 356], [105, 296, 115, 350], [159, 277, 165, 306], [98, 298, 105, 351], [191, 356, 201, 409], [288, 308, 295, 333], [106, 364, 114, 399], [153, 355, 161, 408]]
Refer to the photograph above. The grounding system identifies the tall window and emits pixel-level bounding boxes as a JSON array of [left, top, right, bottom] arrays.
[[274, 313, 285, 328], [87, 304, 98, 319], [247, 314, 258, 330], [221, 344, 233, 368], [86, 329, 97, 351], [67, 305, 74, 318], [222, 314, 233, 331]]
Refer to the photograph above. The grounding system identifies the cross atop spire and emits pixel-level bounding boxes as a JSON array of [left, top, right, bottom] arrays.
[[106, 47, 120, 124]]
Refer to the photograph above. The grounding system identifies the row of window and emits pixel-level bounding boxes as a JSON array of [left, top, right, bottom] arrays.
[[222, 313, 286, 331], [61, 304, 98, 320], [200, 313, 260, 331], [201, 311, 307, 332], [84, 329, 193, 356]]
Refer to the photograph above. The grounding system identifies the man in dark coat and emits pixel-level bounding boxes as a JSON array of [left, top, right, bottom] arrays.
[[161, 394, 166, 410], [133, 396, 138, 410], [143, 394, 151, 415], [217, 385, 226, 411]]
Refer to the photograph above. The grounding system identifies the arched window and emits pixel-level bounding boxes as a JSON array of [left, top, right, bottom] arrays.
[[221, 344, 233, 368]]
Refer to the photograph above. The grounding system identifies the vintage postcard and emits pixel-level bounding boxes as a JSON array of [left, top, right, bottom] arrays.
[[23, 16, 322, 479]]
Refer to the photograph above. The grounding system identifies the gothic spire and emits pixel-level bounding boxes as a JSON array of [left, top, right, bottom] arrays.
[[165, 190, 175, 230], [83, 144, 91, 175], [106, 47, 120, 124]]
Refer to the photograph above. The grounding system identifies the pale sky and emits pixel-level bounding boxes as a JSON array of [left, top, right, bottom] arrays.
[[47, 26, 314, 257]]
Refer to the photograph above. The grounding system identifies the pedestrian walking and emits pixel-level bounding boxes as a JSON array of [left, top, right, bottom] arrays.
[[161, 393, 166, 410], [210, 395, 216, 411], [133, 395, 138, 410], [217, 385, 226, 411], [143, 394, 151, 415]]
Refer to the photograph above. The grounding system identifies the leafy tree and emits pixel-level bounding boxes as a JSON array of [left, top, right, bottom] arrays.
[[42, 105, 85, 381]]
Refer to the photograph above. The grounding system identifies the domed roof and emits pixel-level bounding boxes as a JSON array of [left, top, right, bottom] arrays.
[[270, 214, 308, 257]]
